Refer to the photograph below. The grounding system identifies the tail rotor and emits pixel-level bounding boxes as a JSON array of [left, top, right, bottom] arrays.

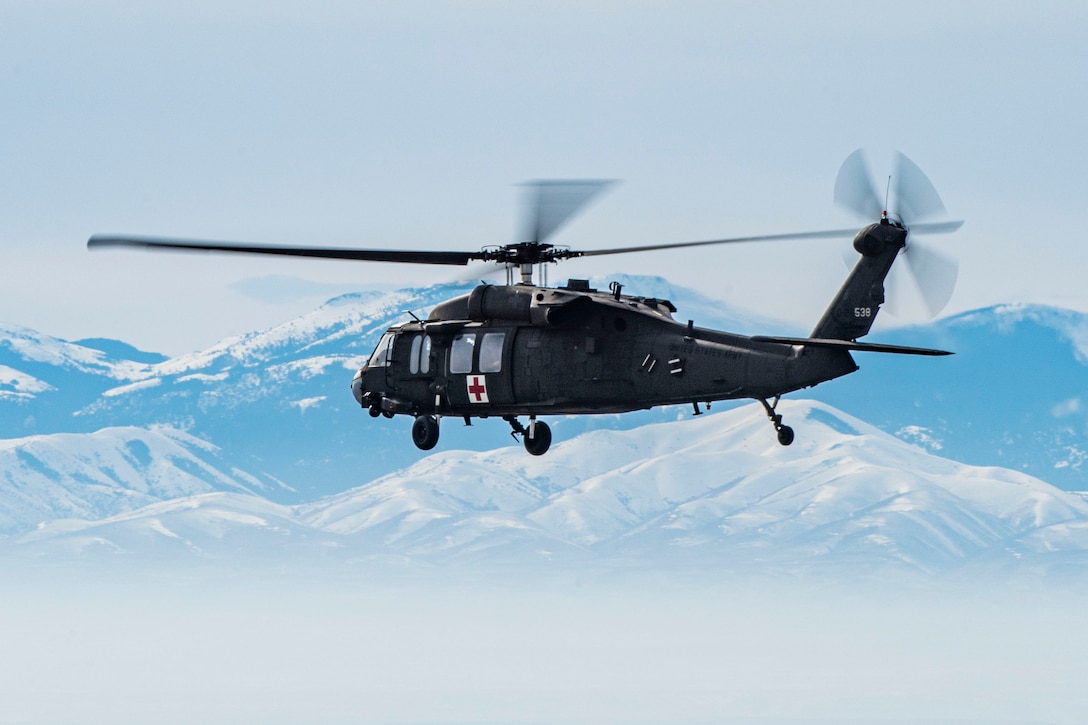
[[834, 150, 963, 320]]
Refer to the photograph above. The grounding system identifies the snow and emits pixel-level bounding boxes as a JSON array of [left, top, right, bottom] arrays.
[[0, 364, 54, 396], [987, 303, 1088, 364], [0, 322, 151, 379], [176, 371, 230, 383], [102, 377, 161, 397], [4, 278, 1088, 577], [0, 426, 260, 534], [10, 400, 1082, 575]]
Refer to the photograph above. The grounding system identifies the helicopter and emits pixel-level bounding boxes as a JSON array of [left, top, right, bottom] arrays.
[[88, 150, 963, 456]]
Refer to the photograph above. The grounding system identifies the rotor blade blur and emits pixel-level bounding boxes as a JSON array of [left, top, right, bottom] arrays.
[[885, 240, 959, 321], [909, 220, 964, 235], [833, 149, 883, 220], [577, 227, 861, 258], [448, 260, 508, 284], [88, 235, 479, 266], [893, 152, 947, 224], [524, 180, 616, 244], [903, 239, 959, 318], [884, 259, 913, 320]]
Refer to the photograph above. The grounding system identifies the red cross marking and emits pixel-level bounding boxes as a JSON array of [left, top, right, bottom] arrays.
[[468, 375, 488, 402]]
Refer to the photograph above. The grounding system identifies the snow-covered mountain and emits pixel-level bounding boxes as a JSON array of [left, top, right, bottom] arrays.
[[14, 491, 324, 560], [14, 401, 1088, 576], [74, 282, 1088, 493], [297, 400, 1088, 573], [812, 303, 1088, 490], [2, 274, 1087, 573], [0, 322, 157, 436], [0, 425, 273, 536], [3, 276, 1087, 503]]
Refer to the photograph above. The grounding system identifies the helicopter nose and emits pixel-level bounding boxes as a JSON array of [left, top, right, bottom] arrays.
[[351, 368, 366, 406]]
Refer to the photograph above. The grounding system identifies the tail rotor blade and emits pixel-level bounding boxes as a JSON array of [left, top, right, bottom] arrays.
[[903, 239, 959, 318], [892, 152, 946, 224], [834, 149, 883, 221], [885, 239, 959, 320]]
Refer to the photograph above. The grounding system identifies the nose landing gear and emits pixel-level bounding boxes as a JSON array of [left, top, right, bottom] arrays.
[[411, 415, 440, 450]]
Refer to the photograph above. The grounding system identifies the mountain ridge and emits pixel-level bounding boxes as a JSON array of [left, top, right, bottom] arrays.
[[1, 274, 1085, 567], [0, 424, 277, 536], [10, 400, 1087, 578], [2, 276, 1086, 498]]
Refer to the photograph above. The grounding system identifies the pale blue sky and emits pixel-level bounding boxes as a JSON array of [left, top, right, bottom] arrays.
[[3, 1, 1087, 354]]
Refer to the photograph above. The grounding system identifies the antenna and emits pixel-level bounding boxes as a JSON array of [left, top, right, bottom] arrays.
[[884, 174, 892, 216]]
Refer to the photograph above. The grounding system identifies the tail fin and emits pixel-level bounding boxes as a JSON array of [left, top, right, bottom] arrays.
[[810, 220, 905, 341]]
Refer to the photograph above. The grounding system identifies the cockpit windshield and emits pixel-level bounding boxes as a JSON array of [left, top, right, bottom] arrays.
[[367, 332, 395, 368]]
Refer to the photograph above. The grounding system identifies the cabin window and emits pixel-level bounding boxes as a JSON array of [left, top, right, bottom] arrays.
[[409, 334, 432, 375], [479, 332, 505, 373], [368, 332, 395, 368], [409, 335, 422, 372], [450, 333, 476, 374], [409, 335, 422, 374], [420, 335, 431, 374]]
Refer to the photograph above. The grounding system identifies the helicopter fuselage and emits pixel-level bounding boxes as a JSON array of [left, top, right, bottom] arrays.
[[352, 280, 858, 422]]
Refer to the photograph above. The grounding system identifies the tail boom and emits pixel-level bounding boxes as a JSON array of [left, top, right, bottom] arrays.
[[810, 220, 906, 341]]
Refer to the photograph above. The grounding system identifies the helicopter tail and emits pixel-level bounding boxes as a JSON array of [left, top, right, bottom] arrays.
[[766, 218, 953, 355], [811, 150, 962, 342], [808, 221, 902, 341]]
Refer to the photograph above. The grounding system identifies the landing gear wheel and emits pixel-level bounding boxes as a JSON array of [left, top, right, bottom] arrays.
[[504, 415, 553, 455], [523, 421, 552, 456], [759, 396, 796, 447], [411, 415, 440, 451]]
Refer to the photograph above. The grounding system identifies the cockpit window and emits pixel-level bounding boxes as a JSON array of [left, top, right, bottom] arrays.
[[368, 332, 395, 368]]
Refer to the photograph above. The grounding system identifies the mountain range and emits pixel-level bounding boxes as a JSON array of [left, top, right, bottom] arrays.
[[10, 401, 1088, 578], [2, 275, 1086, 574]]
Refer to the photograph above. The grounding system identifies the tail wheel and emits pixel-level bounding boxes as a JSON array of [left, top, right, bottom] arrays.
[[411, 415, 440, 450], [523, 420, 552, 456], [777, 425, 795, 446]]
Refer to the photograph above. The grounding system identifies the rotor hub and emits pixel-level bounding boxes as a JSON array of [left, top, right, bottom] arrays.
[[853, 221, 907, 257]]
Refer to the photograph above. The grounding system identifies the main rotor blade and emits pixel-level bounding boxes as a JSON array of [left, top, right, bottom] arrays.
[[523, 180, 616, 244], [576, 227, 862, 258], [88, 235, 480, 266]]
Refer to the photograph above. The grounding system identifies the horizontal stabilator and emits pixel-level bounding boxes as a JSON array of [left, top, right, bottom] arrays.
[[751, 336, 952, 356]]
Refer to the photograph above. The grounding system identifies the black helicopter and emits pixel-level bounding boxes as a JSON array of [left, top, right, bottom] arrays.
[[89, 151, 962, 456]]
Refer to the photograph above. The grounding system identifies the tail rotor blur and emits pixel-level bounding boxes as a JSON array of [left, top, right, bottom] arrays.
[[834, 150, 963, 319]]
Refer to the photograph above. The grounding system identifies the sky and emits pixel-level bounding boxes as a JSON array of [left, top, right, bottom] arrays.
[[3, 1, 1088, 355]]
